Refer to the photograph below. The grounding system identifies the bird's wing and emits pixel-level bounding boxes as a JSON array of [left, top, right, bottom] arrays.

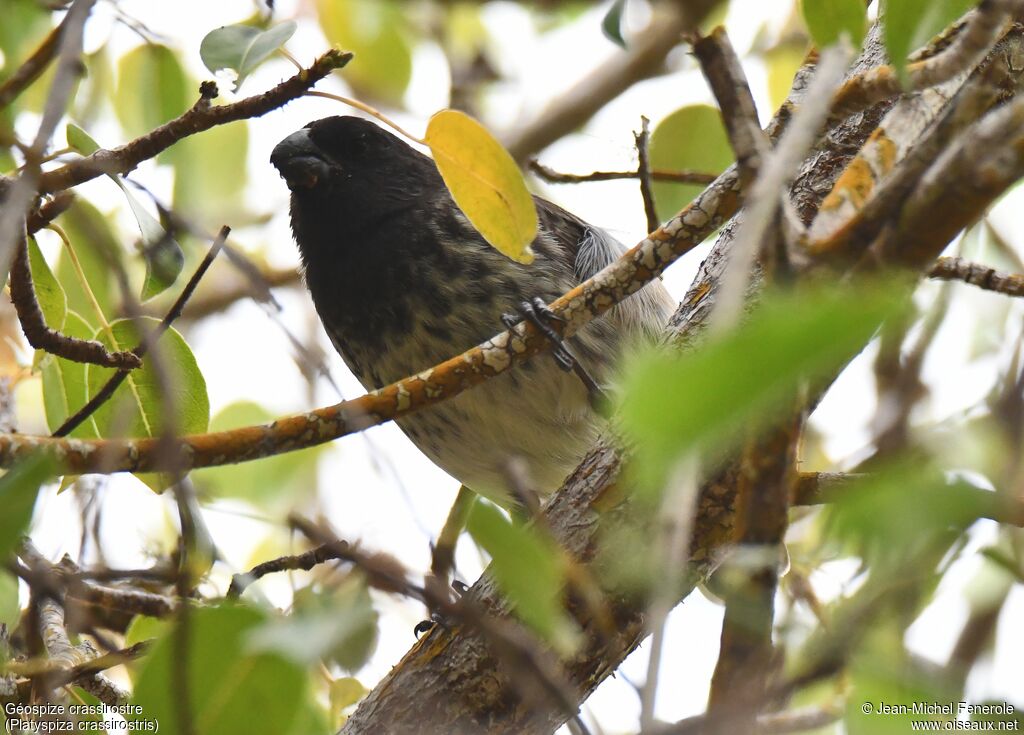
[[534, 196, 676, 340]]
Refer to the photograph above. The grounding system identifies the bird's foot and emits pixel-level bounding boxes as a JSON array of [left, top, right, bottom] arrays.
[[501, 297, 608, 412], [413, 580, 469, 638], [502, 297, 574, 370], [414, 613, 446, 638]]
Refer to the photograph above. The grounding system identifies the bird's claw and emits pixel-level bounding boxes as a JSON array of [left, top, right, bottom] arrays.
[[413, 581, 469, 638], [501, 298, 610, 411], [502, 299, 575, 372], [414, 612, 447, 638]]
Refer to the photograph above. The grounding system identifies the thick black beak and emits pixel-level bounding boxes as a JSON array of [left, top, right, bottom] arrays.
[[270, 129, 332, 190]]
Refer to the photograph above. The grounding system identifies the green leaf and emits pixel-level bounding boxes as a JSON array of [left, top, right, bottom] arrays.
[[112, 180, 183, 301], [287, 700, 333, 735], [40, 311, 99, 438], [55, 199, 119, 323], [65, 122, 100, 155], [846, 644, 958, 735], [64, 127, 183, 300], [882, 0, 978, 81], [467, 501, 578, 651], [649, 105, 734, 221], [131, 605, 309, 735], [425, 109, 539, 264], [824, 467, 993, 572], [193, 401, 321, 505], [124, 614, 171, 648], [19, 55, 83, 116], [0, 453, 57, 561], [86, 318, 209, 490], [620, 284, 901, 491], [199, 21, 297, 92], [329, 677, 368, 715], [74, 48, 114, 125], [0, 571, 18, 629], [249, 577, 378, 671], [765, 40, 810, 110], [138, 233, 185, 302], [315, 0, 412, 105], [601, 0, 629, 48], [115, 44, 191, 139], [801, 0, 867, 49], [27, 237, 66, 331], [0, 1, 51, 86], [170, 121, 249, 221]]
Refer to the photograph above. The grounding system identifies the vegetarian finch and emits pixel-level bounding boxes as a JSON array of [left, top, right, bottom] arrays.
[[272, 116, 673, 502]]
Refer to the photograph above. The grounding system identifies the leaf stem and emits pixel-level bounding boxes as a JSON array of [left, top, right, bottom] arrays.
[[277, 48, 303, 73], [46, 223, 113, 339], [303, 90, 425, 144]]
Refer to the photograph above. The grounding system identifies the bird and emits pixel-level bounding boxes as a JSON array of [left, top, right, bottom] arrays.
[[271, 115, 674, 504]]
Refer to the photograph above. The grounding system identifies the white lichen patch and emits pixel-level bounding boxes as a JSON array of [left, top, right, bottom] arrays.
[[683, 207, 710, 228], [507, 333, 528, 353], [639, 239, 659, 269], [395, 385, 412, 412], [481, 344, 512, 372]]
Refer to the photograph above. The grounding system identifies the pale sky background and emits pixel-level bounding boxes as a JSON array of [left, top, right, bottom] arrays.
[[14, 0, 1024, 731]]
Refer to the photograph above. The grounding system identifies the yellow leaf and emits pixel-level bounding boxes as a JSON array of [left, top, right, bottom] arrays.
[[424, 110, 538, 264]]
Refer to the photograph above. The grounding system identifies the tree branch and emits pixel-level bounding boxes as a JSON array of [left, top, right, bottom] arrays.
[[528, 160, 718, 186], [504, 0, 722, 161], [36, 50, 353, 194], [8, 236, 142, 369], [927, 255, 1024, 296], [0, 12, 68, 109], [827, 0, 1018, 125]]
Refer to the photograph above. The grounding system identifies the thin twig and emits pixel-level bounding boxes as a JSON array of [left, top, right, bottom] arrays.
[[428, 485, 475, 599], [791, 471, 1024, 527], [0, 12, 69, 109], [8, 237, 142, 369], [288, 514, 581, 718], [528, 160, 718, 186], [928, 255, 1024, 296], [178, 265, 300, 320], [53, 226, 228, 437], [693, 26, 765, 183], [653, 704, 841, 735], [227, 543, 350, 599], [639, 459, 701, 730], [711, 44, 852, 332], [504, 1, 721, 161], [5, 640, 151, 689], [0, 0, 96, 291], [635, 116, 659, 233], [26, 191, 75, 235], [37, 50, 353, 193]]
